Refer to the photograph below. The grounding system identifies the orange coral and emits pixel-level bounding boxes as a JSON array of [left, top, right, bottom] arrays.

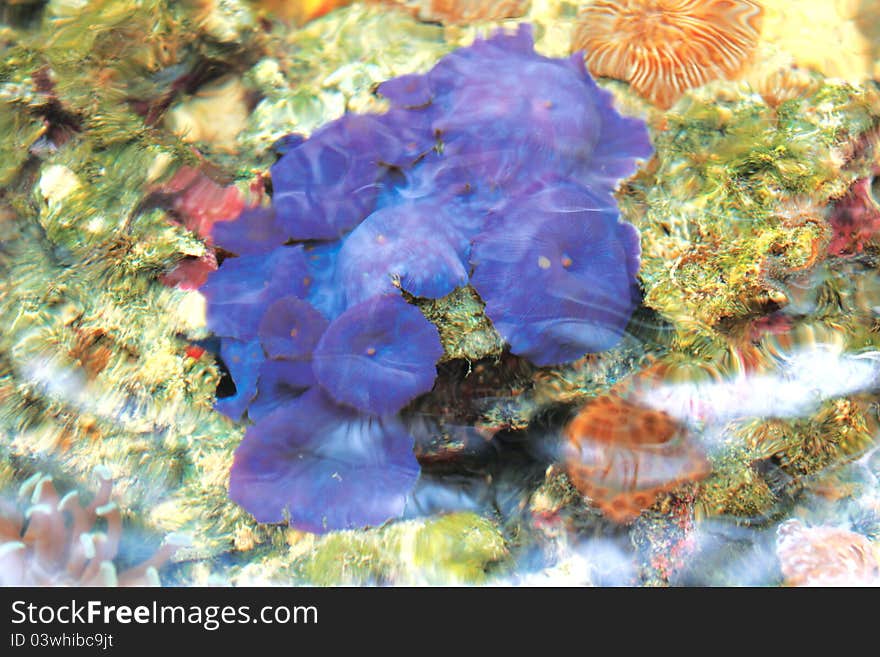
[[563, 394, 710, 523], [776, 519, 879, 586], [0, 470, 184, 586], [377, 0, 529, 24], [572, 0, 764, 108], [255, 1, 354, 24]]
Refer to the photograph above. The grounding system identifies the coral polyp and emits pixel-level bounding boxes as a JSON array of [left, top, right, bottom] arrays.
[[573, 0, 764, 108], [563, 389, 710, 523], [229, 388, 421, 532], [312, 295, 443, 415], [470, 182, 641, 366]]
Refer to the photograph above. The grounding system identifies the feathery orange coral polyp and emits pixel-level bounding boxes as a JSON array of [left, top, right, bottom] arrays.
[[563, 395, 710, 523], [573, 0, 764, 108]]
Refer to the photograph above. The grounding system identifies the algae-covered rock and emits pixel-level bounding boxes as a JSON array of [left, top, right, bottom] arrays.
[[234, 512, 509, 586], [0, 85, 47, 186], [696, 442, 781, 521], [0, 205, 249, 558], [165, 75, 251, 153], [623, 80, 880, 339], [415, 286, 505, 363], [0, 0, 289, 563], [35, 139, 200, 258], [739, 398, 878, 478]]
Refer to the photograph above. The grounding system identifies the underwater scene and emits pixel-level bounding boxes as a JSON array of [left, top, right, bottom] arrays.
[[1, 0, 880, 588]]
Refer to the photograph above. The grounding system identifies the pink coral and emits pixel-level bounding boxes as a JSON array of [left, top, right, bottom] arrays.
[[828, 175, 880, 256], [0, 470, 184, 586], [776, 519, 879, 586], [155, 166, 263, 290]]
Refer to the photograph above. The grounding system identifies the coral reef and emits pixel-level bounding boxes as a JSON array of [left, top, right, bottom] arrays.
[[2, 0, 880, 588]]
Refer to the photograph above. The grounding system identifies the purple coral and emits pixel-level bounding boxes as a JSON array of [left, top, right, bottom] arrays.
[[257, 296, 328, 359], [338, 201, 472, 304], [470, 182, 642, 365], [212, 206, 287, 256], [312, 295, 443, 415], [424, 27, 602, 168], [201, 247, 310, 341], [248, 358, 315, 420], [215, 339, 263, 420], [229, 389, 420, 532], [270, 113, 434, 240], [205, 23, 651, 533]]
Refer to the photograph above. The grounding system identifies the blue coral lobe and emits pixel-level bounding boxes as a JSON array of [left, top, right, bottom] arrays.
[[312, 294, 443, 415], [206, 24, 651, 533], [229, 389, 420, 532], [470, 182, 642, 366]]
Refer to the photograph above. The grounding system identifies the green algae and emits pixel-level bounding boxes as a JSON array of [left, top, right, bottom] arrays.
[[696, 443, 781, 521], [35, 141, 200, 258], [0, 215, 248, 557], [0, 1, 263, 563]]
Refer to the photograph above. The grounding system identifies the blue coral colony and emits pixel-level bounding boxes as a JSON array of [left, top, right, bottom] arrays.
[[204, 26, 652, 532]]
